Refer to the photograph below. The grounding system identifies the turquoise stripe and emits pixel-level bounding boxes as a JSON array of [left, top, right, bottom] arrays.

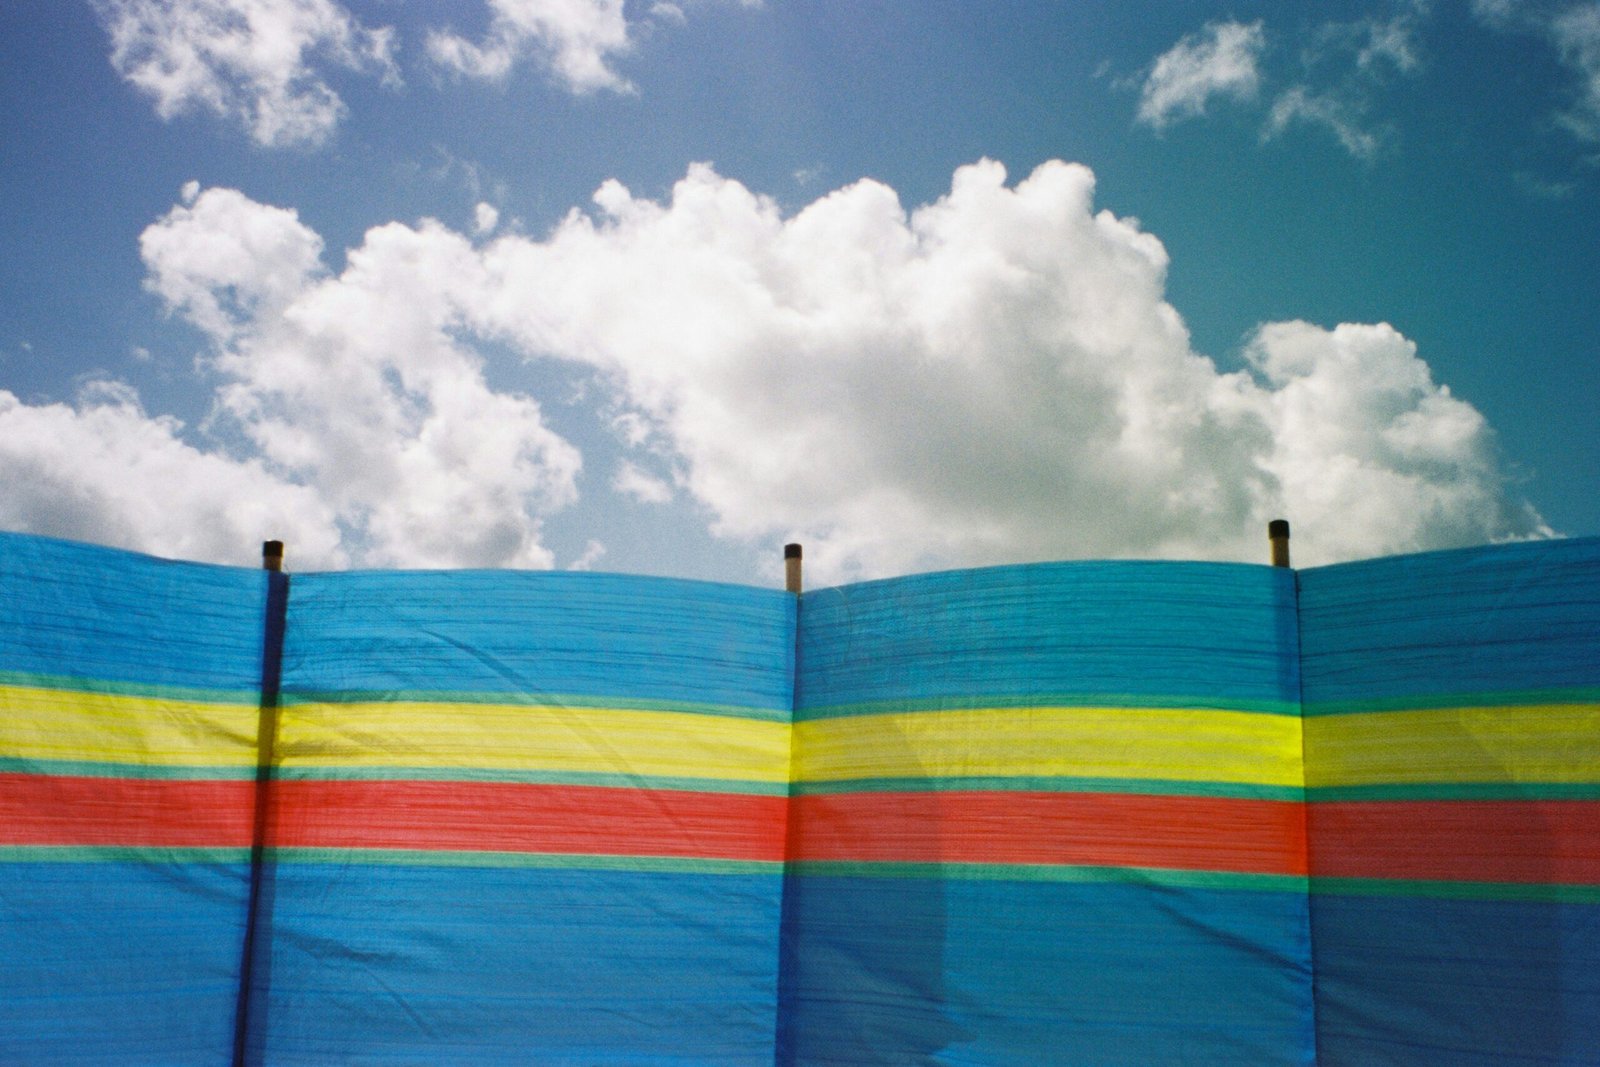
[[0, 669, 258, 705], [278, 688, 791, 722], [787, 860, 1309, 893], [266, 848, 783, 875], [0, 756, 258, 780], [1302, 686, 1600, 717], [273, 766, 788, 794], [1308, 782, 1600, 801], [0, 845, 251, 864], [1311, 876, 1600, 905], [792, 775, 1305, 801], [796, 691, 1301, 722], [0, 758, 789, 793]]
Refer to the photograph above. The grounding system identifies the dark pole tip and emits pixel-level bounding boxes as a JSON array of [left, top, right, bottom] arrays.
[[262, 540, 284, 572], [784, 543, 802, 559], [1267, 520, 1290, 540]]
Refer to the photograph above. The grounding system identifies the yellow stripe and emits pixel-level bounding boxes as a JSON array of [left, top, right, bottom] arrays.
[[278, 702, 791, 784], [1305, 704, 1600, 787], [793, 707, 1305, 787], [0, 684, 258, 766]]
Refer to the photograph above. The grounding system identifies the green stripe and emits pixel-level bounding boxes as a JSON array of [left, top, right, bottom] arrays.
[[796, 692, 1302, 721], [0, 758, 786, 794], [1308, 783, 1600, 801], [0, 845, 781, 875], [267, 848, 782, 875], [278, 689, 789, 722], [274, 766, 788, 795], [786, 861, 1309, 894], [1302, 687, 1600, 717], [0, 845, 250, 864], [0, 757, 257, 780], [1311, 876, 1600, 904], [0, 670, 257, 705], [792, 776, 1305, 801]]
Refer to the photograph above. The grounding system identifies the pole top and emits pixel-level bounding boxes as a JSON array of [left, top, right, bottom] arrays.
[[1267, 520, 1291, 568], [262, 540, 284, 572], [783, 543, 802, 594]]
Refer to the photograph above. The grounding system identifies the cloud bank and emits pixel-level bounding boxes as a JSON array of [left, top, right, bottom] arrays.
[[0, 162, 1549, 577]]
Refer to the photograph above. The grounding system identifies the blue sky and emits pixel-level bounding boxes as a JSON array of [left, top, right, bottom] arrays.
[[1, 0, 1595, 585]]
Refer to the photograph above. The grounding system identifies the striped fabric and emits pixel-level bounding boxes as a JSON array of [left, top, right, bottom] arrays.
[[251, 569, 795, 1064], [1, 530, 1596, 1064], [1300, 539, 1600, 1066], [0, 535, 266, 1065], [780, 563, 1314, 1063]]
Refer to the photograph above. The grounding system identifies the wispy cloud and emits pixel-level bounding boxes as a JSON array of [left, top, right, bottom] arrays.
[[1552, 4, 1600, 140], [95, 0, 397, 147], [1136, 20, 1265, 129], [1264, 86, 1382, 160], [1135, 8, 1426, 159]]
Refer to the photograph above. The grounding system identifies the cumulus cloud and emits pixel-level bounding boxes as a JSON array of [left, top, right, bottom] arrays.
[[1137, 20, 1265, 129], [0, 162, 1547, 579], [467, 160, 1547, 581], [96, 0, 397, 147], [141, 186, 582, 568], [474, 202, 502, 235], [0, 380, 344, 567], [427, 0, 757, 93], [427, 0, 636, 92]]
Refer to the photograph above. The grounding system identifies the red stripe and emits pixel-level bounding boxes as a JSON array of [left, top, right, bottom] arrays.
[[790, 792, 1309, 875], [1310, 800, 1600, 884], [0, 773, 255, 847], [268, 780, 789, 861]]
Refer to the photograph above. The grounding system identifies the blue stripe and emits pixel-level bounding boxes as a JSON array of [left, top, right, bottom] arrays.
[[1299, 537, 1600, 705], [0, 532, 266, 692], [1311, 893, 1600, 1065], [0, 861, 250, 1066], [798, 560, 1300, 715], [283, 570, 796, 713], [245, 864, 784, 1065], [776, 876, 1315, 1065]]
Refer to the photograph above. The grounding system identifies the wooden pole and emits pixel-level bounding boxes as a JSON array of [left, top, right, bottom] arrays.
[[784, 543, 803, 594], [1268, 520, 1291, 568], [262, 540, 284, 573]]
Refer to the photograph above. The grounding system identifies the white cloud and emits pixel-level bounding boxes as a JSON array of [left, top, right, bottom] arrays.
[[1552, 4, 1600, 140], [140, 186, 582, 569], [1137, 20, 1265, 129], [613, 460, 674, 504], [96, 0, 397, 147], [474, 202, 502, 235], [468, 160, 1547, 581], [4, 163, 1547, 580], [427, 0, 636, 93], [1244, 321, 1548, 563], [0, 380, 345, 567], [567, 538, 607, 570], [426, 0, 758, 93], [1470, 0, 1600, 143], [1265, 86, 1382, 159]]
